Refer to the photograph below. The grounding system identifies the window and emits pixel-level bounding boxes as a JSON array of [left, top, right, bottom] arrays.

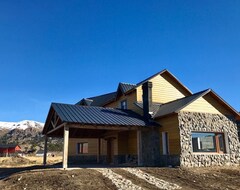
[[120, 100, 127, 109], [162, 132, 169, 155], [77, 142, 88, 154], [192, 132, 225, 153]]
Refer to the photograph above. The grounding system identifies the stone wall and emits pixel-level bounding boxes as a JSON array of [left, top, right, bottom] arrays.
[[141, 127, 161, 166], [178, 111, 240, 167]]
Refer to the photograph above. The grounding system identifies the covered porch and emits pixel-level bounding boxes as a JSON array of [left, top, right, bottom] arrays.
[[42, 103, 157, 169]]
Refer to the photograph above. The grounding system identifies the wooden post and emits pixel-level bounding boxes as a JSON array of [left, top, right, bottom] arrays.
[[63, 125, 69, 169], [137, 130, 143, 166], [43, 135, 48, 165], [97, 138, 101, 163]]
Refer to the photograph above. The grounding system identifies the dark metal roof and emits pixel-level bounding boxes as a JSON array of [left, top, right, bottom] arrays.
[[51, 103, 158, 127], [153, 90, 210, 118], [77, 92, 116, 107], [119, 83, 136, 94], [134, 102, 162, 115]]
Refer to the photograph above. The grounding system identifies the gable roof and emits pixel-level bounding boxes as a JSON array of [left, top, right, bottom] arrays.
[[76, 69, 192, 106], [43, 103, 159, 134], [77, 92, 116, 107], [125, 69, 192, 96], [118, 82, 136, 94], [153, 90, 209, 118], [154, 89, 240, 119]]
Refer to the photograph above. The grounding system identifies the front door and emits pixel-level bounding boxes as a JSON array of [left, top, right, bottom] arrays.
[[107, 138, 114, 164]]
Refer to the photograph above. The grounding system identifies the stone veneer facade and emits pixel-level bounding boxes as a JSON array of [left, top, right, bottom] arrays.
[[178, 111, 240, 167]]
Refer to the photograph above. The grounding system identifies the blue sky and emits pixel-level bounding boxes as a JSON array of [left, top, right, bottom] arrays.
[[0, 1, 239, 122]]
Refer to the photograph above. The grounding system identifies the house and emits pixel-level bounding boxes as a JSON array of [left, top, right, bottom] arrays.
[[42, 69, 240, 168], [0, 144, 21, 157]]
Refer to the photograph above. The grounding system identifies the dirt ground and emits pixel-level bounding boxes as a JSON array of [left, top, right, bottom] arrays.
[[0, 157, 240, 190], [141, 166, 240, 190], [0, 169, 117, 190]]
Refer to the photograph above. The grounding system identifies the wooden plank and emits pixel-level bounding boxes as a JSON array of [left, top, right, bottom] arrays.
[[66, 123, 140, 131], [63, 125, 69, 169], [47, 123, 65, 135], [43, 135, 48, 165], [137, 130, 143, 166], [97, 138, 101, 163]]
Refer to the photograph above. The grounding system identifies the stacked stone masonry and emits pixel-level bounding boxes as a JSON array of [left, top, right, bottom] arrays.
[[178, 111, 240, 167]]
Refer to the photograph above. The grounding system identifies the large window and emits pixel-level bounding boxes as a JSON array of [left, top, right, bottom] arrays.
[[77, 142, 88, 154], [192, 132, 225, 153]]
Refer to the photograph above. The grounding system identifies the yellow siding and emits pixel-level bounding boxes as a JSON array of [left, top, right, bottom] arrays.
[[68, 138, 98, 156], [182, 96, 231, 115], [105, 91, 139, 113], [118, 131, 128, 154], [68, 137, 118, 156], [157, 114, 180, 155], [127, 131, 137, 154], [136, 74, 186, 103]]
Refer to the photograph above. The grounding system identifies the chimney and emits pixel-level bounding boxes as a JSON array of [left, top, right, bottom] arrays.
[[142, 81, 153, 119]]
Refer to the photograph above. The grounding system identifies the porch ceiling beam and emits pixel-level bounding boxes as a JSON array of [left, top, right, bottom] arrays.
[[65, 123, 140, 131], [47, 123, 66, 135]]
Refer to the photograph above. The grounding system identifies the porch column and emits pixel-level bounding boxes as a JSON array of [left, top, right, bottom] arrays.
[[63, 125, 69, 169], [137, 129, 143, 166], [43, 135, 48, 165], [97, 138, 101, 163]]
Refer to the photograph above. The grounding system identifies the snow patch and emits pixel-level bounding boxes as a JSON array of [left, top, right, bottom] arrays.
[[0, 120, 44, 130]]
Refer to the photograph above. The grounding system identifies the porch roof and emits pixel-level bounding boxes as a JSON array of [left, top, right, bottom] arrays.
[[43, 103, 159, 135]]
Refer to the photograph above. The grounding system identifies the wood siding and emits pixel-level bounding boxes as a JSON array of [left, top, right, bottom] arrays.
[[105, 91, 140, 114], [157, 114, 181, 155], [136, 74, 187, 103], [182, 95, 232, 115], [68, 138, 107, 156]]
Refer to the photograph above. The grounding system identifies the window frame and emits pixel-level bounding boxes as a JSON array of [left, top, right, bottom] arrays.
[[191, 131, 226, 154], [120, 100, 128, 110], [76, 142, 88, 154]]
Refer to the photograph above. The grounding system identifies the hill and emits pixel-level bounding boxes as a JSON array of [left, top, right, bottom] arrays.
[[0, 120, 63, 153]]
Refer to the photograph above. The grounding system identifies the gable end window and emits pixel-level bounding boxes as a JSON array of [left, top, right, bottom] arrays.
[[120, 100, 127, 110], [77, 142, 88, 154], [191, 132, 225, 153]]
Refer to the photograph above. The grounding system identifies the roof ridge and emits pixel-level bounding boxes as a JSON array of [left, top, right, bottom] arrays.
[[88, 91, 116, 99], [119, 82, 136, 86]]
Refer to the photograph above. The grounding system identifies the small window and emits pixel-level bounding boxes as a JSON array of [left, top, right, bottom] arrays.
[[162, 132, 169, 155], [77, 142, 88, 154], [120, 100, 127, 110], [192, 132, 225, 153]]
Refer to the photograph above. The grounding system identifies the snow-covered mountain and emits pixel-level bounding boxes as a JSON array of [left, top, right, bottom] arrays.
[[0, 120, 44, 130]]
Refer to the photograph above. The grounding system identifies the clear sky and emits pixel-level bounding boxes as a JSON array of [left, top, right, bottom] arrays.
[[0, 1, 239, 123]]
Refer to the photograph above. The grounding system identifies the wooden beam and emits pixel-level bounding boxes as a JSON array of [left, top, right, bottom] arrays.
[[97, 138, 101, 163], [63, 125, 69, 169], [137, 130, 143, 166], [43, 135, 48, 165], [66, 123, 140, 131], [47, 123, 65, 135]]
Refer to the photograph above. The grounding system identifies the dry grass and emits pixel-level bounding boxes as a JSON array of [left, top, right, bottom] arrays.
[[0, 156, 62, 167]]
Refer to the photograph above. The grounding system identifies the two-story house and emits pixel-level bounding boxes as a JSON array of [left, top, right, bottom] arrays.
[[42, 69, 240, 168]]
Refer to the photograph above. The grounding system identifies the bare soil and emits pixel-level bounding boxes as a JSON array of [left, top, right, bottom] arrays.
[[141, 166, 240, 190], [0, 169, 117, 190], [0, 156, 239, 190]]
